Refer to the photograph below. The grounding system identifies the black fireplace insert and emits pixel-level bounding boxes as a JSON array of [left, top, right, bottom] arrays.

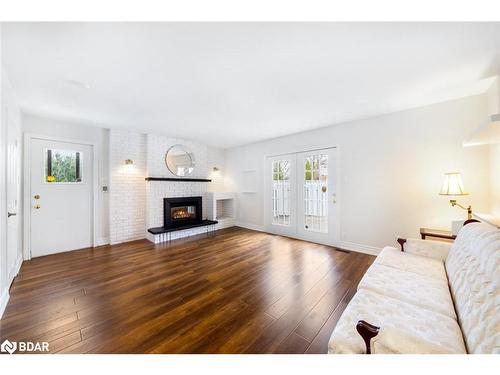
[[164, 196, 202, 228]]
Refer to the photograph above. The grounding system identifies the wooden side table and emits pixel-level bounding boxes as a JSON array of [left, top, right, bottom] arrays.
[[420, 228, 456, 241]]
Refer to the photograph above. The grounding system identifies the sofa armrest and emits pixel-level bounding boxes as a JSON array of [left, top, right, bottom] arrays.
[[396, 238, 451, 261], [371, 326, 457, 354]]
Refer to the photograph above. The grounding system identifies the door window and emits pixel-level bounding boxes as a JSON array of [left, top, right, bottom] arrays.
[[45, 149, 82, 183], [303, 154, 328, 233], [272, 159, 291, 226]]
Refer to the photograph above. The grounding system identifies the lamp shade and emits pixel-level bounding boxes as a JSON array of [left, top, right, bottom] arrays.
[[439, 172, 468, 196]]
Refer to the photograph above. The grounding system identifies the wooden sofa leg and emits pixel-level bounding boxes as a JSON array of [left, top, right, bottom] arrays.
[[397, 238, 406, 252], [356, 320, 380, 354]]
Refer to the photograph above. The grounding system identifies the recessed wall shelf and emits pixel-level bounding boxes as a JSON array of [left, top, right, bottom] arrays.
[[145, 177, 212, 182], [241, 191, 257, 194]]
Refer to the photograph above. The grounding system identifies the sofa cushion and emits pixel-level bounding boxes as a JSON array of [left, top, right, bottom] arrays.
[[374, 246, 447, 281], [358, 263, 457, 319], [445, 222, 500, 354], [328, 289, 466, 354]]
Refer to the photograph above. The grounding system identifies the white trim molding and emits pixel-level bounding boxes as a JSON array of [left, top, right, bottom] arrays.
[[335, 241, 382, 256], [235, 222, 265, 232], [0, 288, 9, 319], [95, 237, 110, 247], [8, 254, 23, 284]]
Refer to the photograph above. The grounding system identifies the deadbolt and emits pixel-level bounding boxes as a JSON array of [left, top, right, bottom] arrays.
[[34, 194, 40, 199], [34, 204, 41, 209]]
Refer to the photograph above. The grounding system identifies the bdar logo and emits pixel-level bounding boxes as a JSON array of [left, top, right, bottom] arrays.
[[1, 339, 17, 354]]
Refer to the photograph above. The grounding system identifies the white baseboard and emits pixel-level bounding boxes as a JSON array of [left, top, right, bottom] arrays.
[[8, 254, 23, 282], [0, 288, 9, 320], [235, 222, 265, 232], [335, 241, 381, 256], [95, 236, 110, 247]]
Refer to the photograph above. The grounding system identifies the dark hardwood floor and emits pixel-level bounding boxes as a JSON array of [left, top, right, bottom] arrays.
[[0, 227, 374, 354]]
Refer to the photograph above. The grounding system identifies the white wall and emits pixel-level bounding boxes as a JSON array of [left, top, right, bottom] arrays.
[[225, 94, 491, 252], [22, 113, 110, 245], [207, 147, 226, 192], [490, 144, 500, 217], [486, 78, 500, 218]]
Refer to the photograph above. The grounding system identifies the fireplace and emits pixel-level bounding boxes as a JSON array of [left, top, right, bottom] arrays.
[[164, 196, 202, 228]]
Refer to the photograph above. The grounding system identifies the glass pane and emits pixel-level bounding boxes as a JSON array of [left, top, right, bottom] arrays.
[[272, 160, 291, 226], [304, 154, 328, 233], [45, 149, 82, 183]]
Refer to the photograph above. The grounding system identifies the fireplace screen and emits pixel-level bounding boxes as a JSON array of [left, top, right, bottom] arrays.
[[171, 206, 197, 220]]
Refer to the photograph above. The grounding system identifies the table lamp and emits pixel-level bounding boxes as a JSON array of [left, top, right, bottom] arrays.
[[439, 172, 472, 220]]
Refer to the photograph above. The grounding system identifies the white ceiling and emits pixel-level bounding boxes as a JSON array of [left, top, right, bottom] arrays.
[[3, 22, 500, 148]]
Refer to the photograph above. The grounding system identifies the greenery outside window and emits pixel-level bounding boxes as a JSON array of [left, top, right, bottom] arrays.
[[45, 149, 82, 183]]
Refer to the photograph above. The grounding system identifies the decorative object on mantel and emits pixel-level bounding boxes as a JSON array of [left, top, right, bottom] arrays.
[[439, 172, 473, 220], [145, 177, 211, 182], [125, 159, 133, 165], [165, 144, 196, 177]]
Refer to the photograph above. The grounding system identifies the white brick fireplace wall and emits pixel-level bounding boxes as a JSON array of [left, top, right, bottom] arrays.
[[109, 130, 147, 244], [146, 134, 209, 229], [109, 130, 227, 244]]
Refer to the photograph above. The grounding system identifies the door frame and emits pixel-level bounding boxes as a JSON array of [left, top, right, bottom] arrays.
[[23, 133, 99, 260], [263, 144, 341, 247]]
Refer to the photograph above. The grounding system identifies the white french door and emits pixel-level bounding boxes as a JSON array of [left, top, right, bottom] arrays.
[[265, 154, 297, 237], [265, 147, 338, 245], [296, 148, 338, 244]]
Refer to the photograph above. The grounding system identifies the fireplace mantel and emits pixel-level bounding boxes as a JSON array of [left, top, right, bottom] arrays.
[[145, 177, 212, 182]]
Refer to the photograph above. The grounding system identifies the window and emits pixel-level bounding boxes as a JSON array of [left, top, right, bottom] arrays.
[[303, 154, 328, 233], [45, 149, 82, 183], [272, 159, 291, 226]]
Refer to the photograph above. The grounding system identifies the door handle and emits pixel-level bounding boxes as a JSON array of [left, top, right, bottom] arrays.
[[8, 212, 17, 217]]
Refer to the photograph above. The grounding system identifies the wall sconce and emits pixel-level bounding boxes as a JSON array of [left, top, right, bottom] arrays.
[[125, 159, 134, 165], [213, 167, 220, 172], [439, 172, 472, 220]]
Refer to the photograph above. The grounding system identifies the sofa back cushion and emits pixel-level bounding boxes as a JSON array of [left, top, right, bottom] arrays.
[[445, 222, 500, 354]]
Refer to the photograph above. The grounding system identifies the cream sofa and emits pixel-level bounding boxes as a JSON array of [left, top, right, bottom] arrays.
[[328, 222, 499, 354]]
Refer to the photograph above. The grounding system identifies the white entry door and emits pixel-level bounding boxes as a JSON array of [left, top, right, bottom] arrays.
[[265, 147, 338, 245], [29, 138, 93, 257]]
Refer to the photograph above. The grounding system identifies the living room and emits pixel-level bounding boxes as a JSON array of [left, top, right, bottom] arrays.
[[0, 1, 499, 373]]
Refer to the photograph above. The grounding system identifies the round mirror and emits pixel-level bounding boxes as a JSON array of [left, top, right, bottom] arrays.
[[165, 144, 195, 177]]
